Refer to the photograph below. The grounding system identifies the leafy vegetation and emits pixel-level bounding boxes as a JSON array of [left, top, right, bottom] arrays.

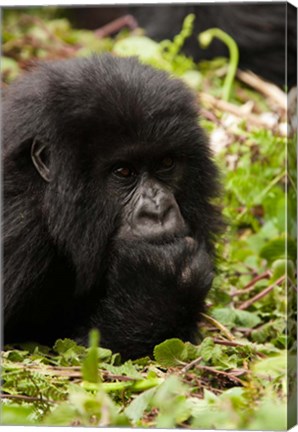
[[1, 8, 296, 429]]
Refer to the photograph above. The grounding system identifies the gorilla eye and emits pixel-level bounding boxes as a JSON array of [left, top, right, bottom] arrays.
[[114, 166, 136, 178], [161, 156, 175, 170]]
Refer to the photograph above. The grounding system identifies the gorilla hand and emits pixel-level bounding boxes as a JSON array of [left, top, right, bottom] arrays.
[[74, 237, 213, 359]]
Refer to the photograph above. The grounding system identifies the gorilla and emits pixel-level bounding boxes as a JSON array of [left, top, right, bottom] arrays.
[[3, 54, 222, 359], [69, 3, 297, 88]]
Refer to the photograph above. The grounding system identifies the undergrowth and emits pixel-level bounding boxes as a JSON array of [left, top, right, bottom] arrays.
[[1, 8, 296, 429]]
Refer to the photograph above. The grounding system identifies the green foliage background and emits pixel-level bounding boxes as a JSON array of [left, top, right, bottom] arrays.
[[1, 7, 297, 429]]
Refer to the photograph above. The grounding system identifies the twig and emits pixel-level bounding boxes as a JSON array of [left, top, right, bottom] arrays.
[[200, 108, 220, 124], [238, 275, 285, 310], [102, 372, 135, 382], [201, 313, 235, 341], [214, 337, 266, 358], [196, 365, 245, 385], [231, 270, 272, 297], [237, 70, 287, 109], [200, 92, 270, 128], [179, 357, 202, 375], [213, 338, 243, 347], [1, 362, 82, 378], [0, 393, 54, 404], [95, 15, 138, 38]]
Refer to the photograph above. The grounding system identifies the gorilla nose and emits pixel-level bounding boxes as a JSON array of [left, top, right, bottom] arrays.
[[135, 198, 185, 237]]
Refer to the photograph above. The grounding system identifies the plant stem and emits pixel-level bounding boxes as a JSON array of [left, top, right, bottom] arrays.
[[199, 28, 239, 101]]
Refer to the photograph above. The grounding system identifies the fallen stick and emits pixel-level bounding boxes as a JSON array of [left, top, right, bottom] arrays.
[[95, 15, 138, 38], [237, 70, 287, 109], [200, 92, 271, 128], [238, 275, 285, 310]]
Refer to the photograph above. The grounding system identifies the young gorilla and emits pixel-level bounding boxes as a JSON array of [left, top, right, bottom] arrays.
[[3, 54, 222, 359]]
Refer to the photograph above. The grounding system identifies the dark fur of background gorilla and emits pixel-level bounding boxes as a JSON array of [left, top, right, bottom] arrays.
[[69, 3, 297, 88], [3, 54, 222, 359]]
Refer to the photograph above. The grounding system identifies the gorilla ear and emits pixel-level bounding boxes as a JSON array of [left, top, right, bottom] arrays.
[[31, 138, 51, 182]]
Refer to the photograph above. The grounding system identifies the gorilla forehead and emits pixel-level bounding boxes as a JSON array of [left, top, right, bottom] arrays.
[[42, 54, 200, 147]]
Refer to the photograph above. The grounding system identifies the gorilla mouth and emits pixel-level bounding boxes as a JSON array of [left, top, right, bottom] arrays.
[[143, 231, 193, 247]]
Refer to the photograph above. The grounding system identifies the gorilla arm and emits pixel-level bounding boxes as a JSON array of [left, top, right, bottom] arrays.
[[73, 237, 213, 359]]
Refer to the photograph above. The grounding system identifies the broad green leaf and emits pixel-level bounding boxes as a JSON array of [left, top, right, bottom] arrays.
[[153, 339, 184, 367], [271, 259, 295, 280], [1, 404, 36, 425], [211, 307, 237, 328], [125, 387, 156, 422], [260, 237, 296, 263], [113, 36, 169, 71], [253, 352, 286, 378], [248, 400, 287, 430], [234, 309, 261, 328], [154, 339, 198, 367]]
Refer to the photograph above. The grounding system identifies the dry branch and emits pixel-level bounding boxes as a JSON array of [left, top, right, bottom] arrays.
[[237, 70, 287, 109], [238, 275, 285, 310]]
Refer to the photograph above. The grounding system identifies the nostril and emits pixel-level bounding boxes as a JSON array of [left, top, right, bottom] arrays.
[[138, 207, 163, 224], [132, 192, 186, 239], [160, 205, 174, 223], [137, 203, 174, 227]]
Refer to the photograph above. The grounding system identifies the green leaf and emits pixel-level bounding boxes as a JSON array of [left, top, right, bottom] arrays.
[[211, 307, 237, 328], [98, 347, 112, 361], [260, 237, 296, 263], [198, 337, 215, 362], [125, 387, 156, 422], [113, 36, 169, 71], [53, 338, 82, 354], [154, 376, 190, 427], [154, 339, 186, 367], [1, 56, 20, 82], [234, 309, 261, 328], [248, 400, 287, 430], [271, 259, 295, 280], [181, 70, 202, 89], [154, 339, 198, 367], [82, 329, 100, 383], [103, 360, 142, 380], [1, 404, 35, 425], [253, 352, 286, 379], [5, 350, 28, 362]]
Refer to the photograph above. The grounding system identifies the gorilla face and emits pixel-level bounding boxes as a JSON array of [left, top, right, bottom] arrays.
[[3, 54, 222, 358]]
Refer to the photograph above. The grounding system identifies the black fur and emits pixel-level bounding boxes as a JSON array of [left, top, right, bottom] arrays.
[[3, 54, 222, 358], [70, 4, 297, 88]]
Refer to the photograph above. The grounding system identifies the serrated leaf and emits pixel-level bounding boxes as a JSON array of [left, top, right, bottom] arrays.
[[103, 360, 142, 380], [198, 337, 215, 362], [98, 347, 112, 361], [234, 310, 261, 328], [53, 338, 80, 354], [211, 307, 237, 328]]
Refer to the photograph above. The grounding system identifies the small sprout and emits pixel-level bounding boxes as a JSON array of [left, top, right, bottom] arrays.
[[198, 28, 239, 101]]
